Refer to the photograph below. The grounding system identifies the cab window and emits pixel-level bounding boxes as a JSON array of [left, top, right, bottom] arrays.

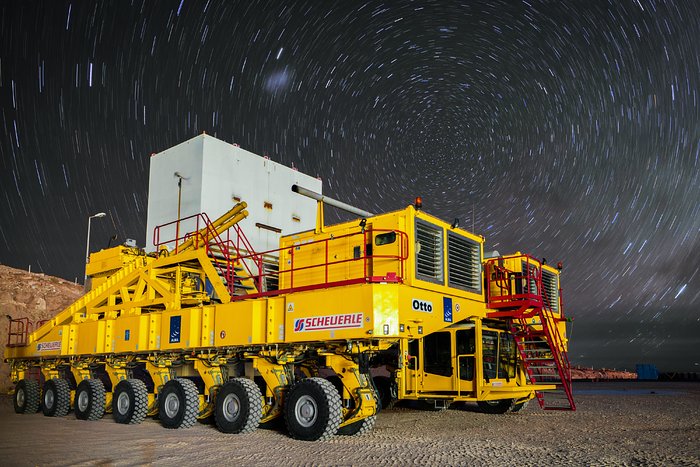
[[456, 329, 475, 381], [482, 331, 498, 381], [375, 231, 396, 246], [424, 332, 452, 377], [498, 332, 517, 379]]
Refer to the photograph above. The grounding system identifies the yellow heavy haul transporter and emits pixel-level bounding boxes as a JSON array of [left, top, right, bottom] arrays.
[[5, 146, 574, 441]]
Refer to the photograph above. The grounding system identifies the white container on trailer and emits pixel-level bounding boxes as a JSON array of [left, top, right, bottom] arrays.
[[145, 134, 322, 256]]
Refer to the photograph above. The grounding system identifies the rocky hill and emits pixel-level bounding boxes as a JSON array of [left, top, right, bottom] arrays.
[[0, 265, 83, 393], [571, 366, 637, 380]]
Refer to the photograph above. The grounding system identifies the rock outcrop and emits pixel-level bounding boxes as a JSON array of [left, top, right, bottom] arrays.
[[0, 265, 83, 393]]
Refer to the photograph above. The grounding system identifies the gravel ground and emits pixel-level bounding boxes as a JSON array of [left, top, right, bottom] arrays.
[[1, 382, 698, 466]]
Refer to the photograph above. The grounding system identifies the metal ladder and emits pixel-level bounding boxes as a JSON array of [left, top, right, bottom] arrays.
[[512, 308, 576, 411]]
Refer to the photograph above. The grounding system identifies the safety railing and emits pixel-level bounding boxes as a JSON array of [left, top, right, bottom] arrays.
[[485, 254, 544, 309], [231, 228, 410, 300], [154, 212, 409, 300], [7, 317, 31, 347], [153, 212, 217, 253], [153, 212, 261, 296]]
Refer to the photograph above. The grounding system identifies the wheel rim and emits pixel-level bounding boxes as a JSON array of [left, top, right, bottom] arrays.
[[294, 394, 318, 428], [16, 388, 25, 407], [222, 393, 241, 422], [164, 392, 180, 418], [77, 390, 89, 412], [117, 392, 130, 415], [45, 389, 55, 410]]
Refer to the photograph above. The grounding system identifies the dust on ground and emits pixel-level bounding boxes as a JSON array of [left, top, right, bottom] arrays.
[[0, 382, 698, 466]]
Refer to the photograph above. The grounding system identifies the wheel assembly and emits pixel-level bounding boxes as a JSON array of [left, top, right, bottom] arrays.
[[113, 378, 149, 424], [74, 378, 106, 421], [284, 377, 342, 441], [13, 379, 41, 414], [215, 377, 263, 434], [42, 378, 71, 417], [158, 378, 199, 429]]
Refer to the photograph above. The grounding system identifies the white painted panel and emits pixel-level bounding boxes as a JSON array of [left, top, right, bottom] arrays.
[[145, 134, 322, 255], [145, 137, 204, 251]]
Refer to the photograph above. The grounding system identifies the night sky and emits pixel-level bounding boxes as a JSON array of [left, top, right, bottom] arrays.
[[1, 1, 698, 372]]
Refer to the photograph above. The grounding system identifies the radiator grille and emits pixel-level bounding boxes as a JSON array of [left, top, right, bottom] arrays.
[[522, 261, 539, 295], [541, 269, 560, 312], [447, 232, 481, 293], [415, 220, 443, 283]]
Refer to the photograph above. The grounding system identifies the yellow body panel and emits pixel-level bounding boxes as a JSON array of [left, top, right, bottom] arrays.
[[111, 315, 149, 353], [215, 300, 267, 346], [74, 320, 107, 355], [4, 198, 573, 419]]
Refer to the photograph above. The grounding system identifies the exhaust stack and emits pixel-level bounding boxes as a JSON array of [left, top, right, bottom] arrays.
[[292, 184, 374, 218]]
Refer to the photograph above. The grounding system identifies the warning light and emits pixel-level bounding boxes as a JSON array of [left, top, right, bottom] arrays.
[[415, 196, 423, 210], [557, 261, 563, 271]]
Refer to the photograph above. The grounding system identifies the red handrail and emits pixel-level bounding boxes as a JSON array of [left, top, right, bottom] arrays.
[[485, 254, 545, 309], [7, 317, 31, 347], [153, 212, 409, 300], [231, 228, 409, 300]]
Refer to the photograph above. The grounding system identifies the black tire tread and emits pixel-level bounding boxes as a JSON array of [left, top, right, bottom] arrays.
[[510, 400, 529, 413], [337, 415, 376, 436], [73, 379, 105, 421], [83, 379, 106, 421], [43, 378, 71, 417], [128, 379, 149, 424], [372, 376, 393, 412], [215, 377, 263, 434], [178, 377, 199, 429], [14, 379, 41, 414], [313, 377, 342, 441], [285, 377, 341, 441], [160, 378, 199, 429], [55, 378, 71, 417], [236, 377, 263, 433], [112, 378, 149, 425], [477, 399, 514, 414]]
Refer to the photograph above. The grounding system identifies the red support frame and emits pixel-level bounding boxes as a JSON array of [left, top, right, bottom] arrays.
[[485, 254, 544, 312]]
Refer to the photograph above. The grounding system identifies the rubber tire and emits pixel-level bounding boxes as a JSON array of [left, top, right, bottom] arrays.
[[42, 378, 71, 417], [326, 375, 378, 435], [337, 415, 376, 436], [511, 400, 530, 413], [74, 379, 106, 421], [113, 379, 149, 424], [215, 377, 263, 434], [372, 376, 393, 411], [158, 378, 199, 429], [477, 399, 514, 414], [14, 379, 41, 414], [284, 377, 341, 441]]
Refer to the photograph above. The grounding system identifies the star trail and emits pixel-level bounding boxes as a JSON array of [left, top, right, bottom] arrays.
[[0, 1, 698, 371]]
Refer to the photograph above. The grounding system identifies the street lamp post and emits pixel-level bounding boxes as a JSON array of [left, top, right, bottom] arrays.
[[84, 212, 107, 285]]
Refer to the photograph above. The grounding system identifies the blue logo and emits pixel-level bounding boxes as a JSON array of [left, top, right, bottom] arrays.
[[169, 316, 181, 343], [443, 297, 453, 323]]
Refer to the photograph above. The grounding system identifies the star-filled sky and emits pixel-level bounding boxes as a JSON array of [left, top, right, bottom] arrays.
[[1, 1, 698, 372]]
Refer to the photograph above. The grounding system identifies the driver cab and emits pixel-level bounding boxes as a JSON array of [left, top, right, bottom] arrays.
[[401, 319, 519, 399]]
